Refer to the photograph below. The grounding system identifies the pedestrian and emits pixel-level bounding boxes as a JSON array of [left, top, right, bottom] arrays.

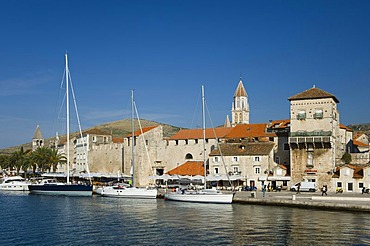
[[362, 187, 366, 194], [262, 185, 266, 197], [267, 183, 270, 192], [296, 183, 301, 194], [322, 185, 328, 196]]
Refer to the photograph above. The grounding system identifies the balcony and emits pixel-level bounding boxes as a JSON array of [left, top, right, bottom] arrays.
[[290, 131, 332, 137], [289, 131, 332, 147]]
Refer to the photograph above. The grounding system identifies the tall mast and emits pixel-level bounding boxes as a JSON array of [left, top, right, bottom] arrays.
[[65, 53, 70, 184], [131, 90, 135, 187], [201, 85, 206, 190]]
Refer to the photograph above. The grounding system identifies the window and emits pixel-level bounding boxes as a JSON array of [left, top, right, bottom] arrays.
[[254, 156, 260, 162], [307, 152, 313, 168], [314, 109, 323, 119], [214, 156, 219, 163], [275, 156, 280, 164], [214, 167, 219, 174], [348, 183, 353, 191], [185, 153, 193, 160], [233, 166, 239, 173], [185, 140, 188, 145], [359, 183, 364, 188], [255, 167, 261, 174], [297, 110, 306, 120], [337, 182, 342, 188], [232, 157, 239, 162]]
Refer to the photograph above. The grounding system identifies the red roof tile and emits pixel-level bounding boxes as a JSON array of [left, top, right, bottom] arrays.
[[339, 124, 352, 132], [166, 161, 204, 176], [353, 139, 368, 147], [169, 127, 232, 140], [127, 125, 158, 137], [225, 123, 276, 139], [112, 137, 124, 143]]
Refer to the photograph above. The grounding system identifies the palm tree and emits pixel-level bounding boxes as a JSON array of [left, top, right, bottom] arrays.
[[49, 148, 66, 172], [11, 147, 31, 176], [32, 147, 51, 173], [0, 154, 11, 174]]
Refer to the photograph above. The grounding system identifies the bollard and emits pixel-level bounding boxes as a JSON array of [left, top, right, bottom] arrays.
[[292, 194, 296, 201], [251, 191, 256, 198]]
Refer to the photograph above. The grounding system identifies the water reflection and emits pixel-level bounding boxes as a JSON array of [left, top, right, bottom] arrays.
[[1, 192, 370, 245]]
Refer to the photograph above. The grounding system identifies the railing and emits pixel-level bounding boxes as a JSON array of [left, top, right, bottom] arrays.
[[290, 131, 332, 137]]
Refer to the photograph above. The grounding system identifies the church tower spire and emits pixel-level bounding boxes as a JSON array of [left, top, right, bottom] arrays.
[[32, 125, 44, 151], [231, 77, 249, 126]]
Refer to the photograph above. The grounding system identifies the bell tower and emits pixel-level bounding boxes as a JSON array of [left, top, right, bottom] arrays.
[[231, 78, 249, 126], [32, 125, 44, 151]]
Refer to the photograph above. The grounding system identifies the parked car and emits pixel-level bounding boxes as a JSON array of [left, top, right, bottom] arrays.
[[290, 182, 317, 192]]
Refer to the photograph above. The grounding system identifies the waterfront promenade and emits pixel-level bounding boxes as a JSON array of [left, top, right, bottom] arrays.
[[232, 190, 370, 213]]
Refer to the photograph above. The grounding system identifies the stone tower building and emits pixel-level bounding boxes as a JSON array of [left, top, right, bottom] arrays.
[[288, 86, 340, 189], [32, 125, 44, 151], [231, 78, 249, 126]]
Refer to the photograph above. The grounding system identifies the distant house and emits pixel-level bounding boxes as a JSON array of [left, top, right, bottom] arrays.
[[209, 141, 278, 189]]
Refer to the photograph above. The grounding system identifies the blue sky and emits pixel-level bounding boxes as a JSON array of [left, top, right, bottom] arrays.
[[1, 0, 370, 149]]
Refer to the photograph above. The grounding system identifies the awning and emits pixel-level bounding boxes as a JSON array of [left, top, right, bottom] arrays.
[[267, 176, 291, 181]]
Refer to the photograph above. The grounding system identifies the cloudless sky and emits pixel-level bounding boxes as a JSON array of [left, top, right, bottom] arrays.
[[1, 0, 370, 149]]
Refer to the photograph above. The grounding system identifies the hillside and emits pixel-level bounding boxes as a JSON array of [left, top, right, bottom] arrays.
[[0, 119, 182, 154]]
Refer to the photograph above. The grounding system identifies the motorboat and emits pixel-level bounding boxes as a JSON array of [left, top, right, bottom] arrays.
[[0, 176, 30, 191]]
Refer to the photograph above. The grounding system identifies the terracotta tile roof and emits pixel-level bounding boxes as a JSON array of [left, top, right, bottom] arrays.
[[169, 127, 232, 140], [112, 137, 124, 143], [166, 161, 204, 176], [269, 119, 290, 129], [339, 124, 352, 132], [288, 87, 339, 103], [209, 141, 275, 156], [353, 139, 368, 147], [278, 164, 287, 170], [225, 124, 276, 139], [127, 125, 159, 137]]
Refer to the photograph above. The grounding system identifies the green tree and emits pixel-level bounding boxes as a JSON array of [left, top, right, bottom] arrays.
[[49, 148, 66, 172], [0, 154, 11, 173], [11, 147, 31, 175], [32, 147, 51, 173], [341, 152, 352, 164]]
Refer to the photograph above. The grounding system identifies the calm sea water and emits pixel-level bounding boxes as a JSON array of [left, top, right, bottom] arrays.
[[1, 192, 369, 245]]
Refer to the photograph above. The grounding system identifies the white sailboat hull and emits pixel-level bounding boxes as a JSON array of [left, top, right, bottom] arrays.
[[101, 186, 158, 199], [164, 190, 234, 204]]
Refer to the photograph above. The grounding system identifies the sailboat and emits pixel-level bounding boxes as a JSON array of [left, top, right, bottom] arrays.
[[28, 53, 93, 196], [100, 90, 158, 199], [164, 86, 234, 204]]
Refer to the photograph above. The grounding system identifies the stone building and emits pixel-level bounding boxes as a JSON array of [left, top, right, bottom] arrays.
[[288, 86, 341, 189]]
